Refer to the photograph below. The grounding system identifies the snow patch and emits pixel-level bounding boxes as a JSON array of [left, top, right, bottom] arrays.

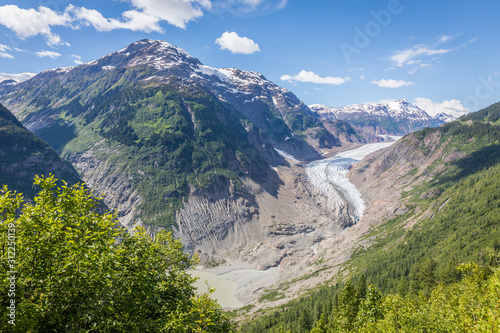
[[274, 148, 300, 162]]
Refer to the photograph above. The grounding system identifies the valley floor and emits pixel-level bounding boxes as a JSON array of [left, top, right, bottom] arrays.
[[192, 136, 402, 311]]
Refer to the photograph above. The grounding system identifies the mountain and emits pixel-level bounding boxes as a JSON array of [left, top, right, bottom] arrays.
[[0, 103, 81, 198], [310, 99, 448, 136], [240, 101, 500, 331], [434, 112, 457, 123], [0, 72, 36, 94], [0, 39, 358, 262]]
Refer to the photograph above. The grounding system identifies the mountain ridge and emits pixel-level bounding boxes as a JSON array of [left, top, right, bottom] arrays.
[[0, 39, 363, 268], [310, 99, 455, 136]]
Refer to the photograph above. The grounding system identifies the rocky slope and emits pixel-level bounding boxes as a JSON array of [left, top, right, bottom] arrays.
[[236, 102, 500, 316], [0, 103, 81, 198], [311, 99, 453, 136], [0, 39, 368, 265]]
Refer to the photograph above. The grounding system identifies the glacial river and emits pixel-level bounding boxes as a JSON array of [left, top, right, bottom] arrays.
[[191, 137, 401, 308], [191, 265, 279, 309]]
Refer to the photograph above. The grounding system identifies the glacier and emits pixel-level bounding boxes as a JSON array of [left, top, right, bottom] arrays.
[[305, 137, 401, 219]]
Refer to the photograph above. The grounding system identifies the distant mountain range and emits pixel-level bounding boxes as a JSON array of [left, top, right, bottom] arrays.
[[310, 99, 456, 136]]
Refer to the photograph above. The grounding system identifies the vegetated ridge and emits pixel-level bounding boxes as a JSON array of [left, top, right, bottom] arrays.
[[0, 39, 374, 264], [0, 103, 80, 198], [239, 101, 500, 332]]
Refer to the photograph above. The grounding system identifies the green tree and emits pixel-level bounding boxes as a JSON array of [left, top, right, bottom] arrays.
[[331, 279, 359, 332], [356, 274, 367, 300], [0, 175, 234, 332], [356, 285, 383, 329], [409, 258, 437, 297]]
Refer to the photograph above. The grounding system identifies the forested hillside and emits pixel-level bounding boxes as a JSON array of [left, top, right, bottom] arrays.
[[239, 102, 500, 332], [0, 103, 80, 198]]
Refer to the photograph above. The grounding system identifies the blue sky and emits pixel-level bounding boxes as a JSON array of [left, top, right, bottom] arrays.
[[0, 0, 499, 117]]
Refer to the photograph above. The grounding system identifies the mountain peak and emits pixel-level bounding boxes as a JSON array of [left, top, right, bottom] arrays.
[[84, 38, 201, 71]]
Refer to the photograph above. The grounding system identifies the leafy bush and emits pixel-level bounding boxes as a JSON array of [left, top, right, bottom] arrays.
[[0, 175, 234, 332]]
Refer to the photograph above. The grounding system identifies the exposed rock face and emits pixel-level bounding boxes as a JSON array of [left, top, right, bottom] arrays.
[[0, 39, 356, 265], [175, 175, 261, 256], [65, 146, 143, 228]]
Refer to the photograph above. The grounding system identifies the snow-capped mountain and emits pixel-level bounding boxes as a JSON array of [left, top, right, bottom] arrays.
[[0, 72, 36, 93], [310, 99, 450, 136], [434, 112, 457, 123], [0, 38, 360, 263], [4, 39, 338, 158], [0, 72, 36, 84]]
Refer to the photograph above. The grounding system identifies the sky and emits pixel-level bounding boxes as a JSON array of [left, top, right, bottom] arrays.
[[0, 0, 499, 117]]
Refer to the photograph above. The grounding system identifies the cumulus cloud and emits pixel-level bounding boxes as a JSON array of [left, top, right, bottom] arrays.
[[215, 31, 260, 54], [0, 5, 71, 46], [0, 1, 210, 46], [413, 97, 470, 118], [126, 0, 210, 29], [370, 79, 414, 88], [69, 6, 163, 33], [36, 50, 61, 59], [281, 70, 351, 85]]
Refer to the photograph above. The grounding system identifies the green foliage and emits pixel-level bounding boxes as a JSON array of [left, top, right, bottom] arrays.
[[0, 176, 234, 332], [60, 81, 269, 228], [330, 279, 359, 331], [240, 102, 500, 332]]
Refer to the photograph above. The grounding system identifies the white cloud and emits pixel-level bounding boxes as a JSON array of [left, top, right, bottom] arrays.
[[0, 44, 13, 58], [126, 0, 210, 29], [281, 70, 351, 85], [370, 79, 414, 88], [0, 44, 11, 52], [71, 54, 83, 65], [69, 6, 163, 33], [0, 52, 13, 59], [391, 45, 450, 67], [215, 31, 260, 54], [0, 1, 210, 46], [0, 5, 71, 46], [390, 35, 475, 68], [438, 35, 455, 44], [413, 97, 470, 118], [36, 50, 61, 59]]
